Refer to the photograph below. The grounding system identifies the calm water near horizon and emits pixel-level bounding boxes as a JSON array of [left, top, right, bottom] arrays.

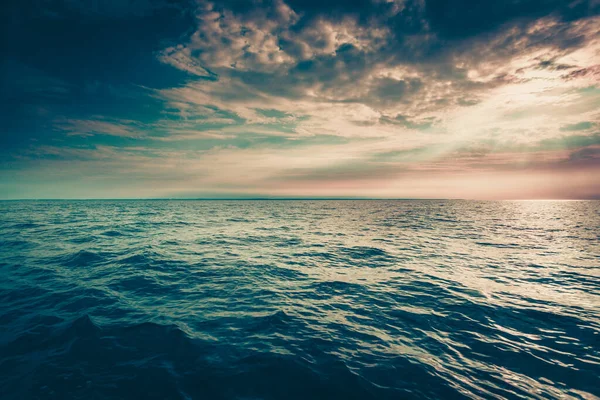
[[0, 200, 599, 399]]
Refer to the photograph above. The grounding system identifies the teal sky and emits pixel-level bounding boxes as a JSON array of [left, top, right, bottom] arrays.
[[1, 0, 599, 199]]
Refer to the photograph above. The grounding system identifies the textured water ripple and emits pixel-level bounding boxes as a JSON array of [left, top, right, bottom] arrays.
[[0, 200, 599, 399]]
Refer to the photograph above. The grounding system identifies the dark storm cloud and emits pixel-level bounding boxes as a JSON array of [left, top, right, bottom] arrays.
[[154, 0, 598, 119], [3, 0, 598, 115], [212, 0, 599, 51], [2, 0, 597, 138]]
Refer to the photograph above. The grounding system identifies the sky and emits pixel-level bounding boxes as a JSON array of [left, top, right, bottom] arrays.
[[1, 0, 599, 199]]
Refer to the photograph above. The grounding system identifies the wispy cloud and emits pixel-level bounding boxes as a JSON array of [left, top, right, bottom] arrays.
[[53, 118, 144, 138]]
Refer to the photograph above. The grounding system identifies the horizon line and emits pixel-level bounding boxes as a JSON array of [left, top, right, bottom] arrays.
[[0, 197, 597, 201]]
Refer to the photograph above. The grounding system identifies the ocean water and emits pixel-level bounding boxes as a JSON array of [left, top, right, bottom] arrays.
[[0, 200, 599, 400]]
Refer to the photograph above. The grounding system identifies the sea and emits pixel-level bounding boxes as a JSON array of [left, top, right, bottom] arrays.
[[0, 200, 598, 399]]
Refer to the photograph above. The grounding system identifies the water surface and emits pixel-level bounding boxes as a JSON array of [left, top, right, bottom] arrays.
[[1, 200, 599, 399]]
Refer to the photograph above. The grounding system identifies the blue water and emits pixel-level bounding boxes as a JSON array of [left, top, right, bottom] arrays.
[[0, 200, 599, 399]]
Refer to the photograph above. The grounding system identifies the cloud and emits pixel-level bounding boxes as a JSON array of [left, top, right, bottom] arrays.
[[5, 136, 599, 199], [157, 46, 218, 79], [560, 121, 596, 131], [2, 0, 600, 198], [53, 118, 144, 137], [568, 145, 600, 162], [154, 0, 599, 135]]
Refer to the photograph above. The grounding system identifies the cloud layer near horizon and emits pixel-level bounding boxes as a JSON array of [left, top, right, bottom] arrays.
[[1, 0, 599, 199]]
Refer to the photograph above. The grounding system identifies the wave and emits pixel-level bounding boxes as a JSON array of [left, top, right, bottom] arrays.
[[0, 200, 599, 399], [0, 316, 425, 400], [56, 250, 106, 268]]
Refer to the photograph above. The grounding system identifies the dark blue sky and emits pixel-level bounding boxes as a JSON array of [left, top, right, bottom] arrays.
[[1, 0, 599, 198]]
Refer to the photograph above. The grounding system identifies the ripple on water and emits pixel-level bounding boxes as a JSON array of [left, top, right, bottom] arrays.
[[0, 200, 598, 399]]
